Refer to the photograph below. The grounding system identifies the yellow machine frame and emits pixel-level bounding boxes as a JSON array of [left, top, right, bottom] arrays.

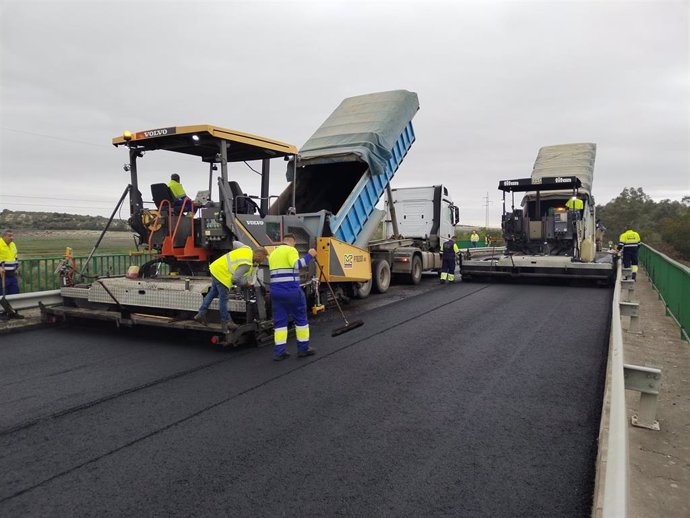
[[315, 237, 371, 283]]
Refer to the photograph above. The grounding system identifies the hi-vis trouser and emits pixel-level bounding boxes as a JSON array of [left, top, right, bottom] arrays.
[[440, 256, 456, 282], [271, 284, 310, 355], [440, 241, 460, 283]]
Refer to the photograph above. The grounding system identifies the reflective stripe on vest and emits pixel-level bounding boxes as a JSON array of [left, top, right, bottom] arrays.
[[0, 241, 18, 272], [618, 230, 640, 247], [269, 245, 301, 285], [270, 267, 299, 283]]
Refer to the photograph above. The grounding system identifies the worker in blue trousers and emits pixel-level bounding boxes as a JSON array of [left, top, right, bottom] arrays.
[[618, 228, 641, 280], [0, 229, 20, 295], [268, 233, 317, 361], [440, 235, 460, 284]]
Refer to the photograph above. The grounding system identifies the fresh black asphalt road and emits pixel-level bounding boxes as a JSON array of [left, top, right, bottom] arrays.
[[0, 280, 611, 517]]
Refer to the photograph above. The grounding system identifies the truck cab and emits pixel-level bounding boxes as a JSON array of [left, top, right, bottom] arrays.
[[384, 185, 459, 249]]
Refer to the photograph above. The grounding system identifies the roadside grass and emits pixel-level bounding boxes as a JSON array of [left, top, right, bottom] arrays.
[[16, 230, 139, 258]]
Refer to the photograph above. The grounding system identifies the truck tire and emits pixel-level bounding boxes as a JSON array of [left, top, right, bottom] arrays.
[[409, 255, 423, 285], [372, 259, 391, 294], [353, 279, 372, 299]]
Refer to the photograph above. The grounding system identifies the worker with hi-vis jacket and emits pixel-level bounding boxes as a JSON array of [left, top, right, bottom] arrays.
[[194, 241, 268, 332], [168, 173, 186, 200], [269, 233, 317, 361], [0, 229, 20, 296], [440, 235, 461, 284], [618, 229, 641, 280]]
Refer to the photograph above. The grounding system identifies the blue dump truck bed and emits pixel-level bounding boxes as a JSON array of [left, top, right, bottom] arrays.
[[269, 90, 419, 244]]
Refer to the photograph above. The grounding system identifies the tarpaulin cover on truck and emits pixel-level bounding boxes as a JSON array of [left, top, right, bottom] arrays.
[[530, 143, 596, 193], [287, 90, 419, 180]]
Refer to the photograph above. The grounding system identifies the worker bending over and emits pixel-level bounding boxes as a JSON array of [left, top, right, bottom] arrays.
[[269, 233, 317, 361], [618, 228, 641, 280], [440, 235, 460, 284], [194, 242, 268, 332]]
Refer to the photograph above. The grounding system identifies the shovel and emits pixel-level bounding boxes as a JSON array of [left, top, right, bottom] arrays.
[[314, 258, 364, 337], [0, 269, 23, 319]]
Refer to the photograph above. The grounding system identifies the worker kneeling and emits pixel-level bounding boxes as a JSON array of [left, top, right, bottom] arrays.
[[194, 242, 268, 332], [269, 233, 317, 361]]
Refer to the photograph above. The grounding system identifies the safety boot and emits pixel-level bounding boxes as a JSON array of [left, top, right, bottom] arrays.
[[221, 320, 239, 333], [297, 348, 316, 358], [193, 312, 208, 325]]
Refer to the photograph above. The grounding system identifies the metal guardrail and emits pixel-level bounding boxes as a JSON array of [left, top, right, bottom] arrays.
[[458, 241, 504, 250], [639, 243, 689, 342], [598, 261, 630, 518], [5, 290, 61, 310], [459, 245, 506, 255]]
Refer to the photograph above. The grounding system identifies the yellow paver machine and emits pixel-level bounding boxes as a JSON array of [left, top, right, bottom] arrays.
[[42, 90, 421, 346]]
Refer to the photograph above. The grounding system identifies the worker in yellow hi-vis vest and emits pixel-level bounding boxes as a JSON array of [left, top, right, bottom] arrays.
[[470, 231, 479, 248], [268, 233, 317, 361], [194, 242, 268, 332], [167, 173, 191, 212], [618, 229, 641, 280], [0, 229, 20, 296]]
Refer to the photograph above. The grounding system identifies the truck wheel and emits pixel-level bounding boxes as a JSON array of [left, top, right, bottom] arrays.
[[372, 259, 391, 294], [354, 279, 372, 299], [409, 255, 423, 285]]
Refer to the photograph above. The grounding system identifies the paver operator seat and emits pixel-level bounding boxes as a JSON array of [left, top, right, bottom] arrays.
[[151, 183, 175, 210]]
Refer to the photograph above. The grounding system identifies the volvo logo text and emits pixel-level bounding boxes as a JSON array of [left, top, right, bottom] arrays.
[[144, 129, 168, 137]]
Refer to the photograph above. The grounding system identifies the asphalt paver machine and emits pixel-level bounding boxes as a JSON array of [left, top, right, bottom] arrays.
[[42, 125, 369, 346], [42, 91, 423, 346], [461, 143, 616, 284]]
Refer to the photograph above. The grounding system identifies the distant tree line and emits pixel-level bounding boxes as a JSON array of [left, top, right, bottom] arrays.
[[0, 210, 130, 231], [597, 188, 690, 262]]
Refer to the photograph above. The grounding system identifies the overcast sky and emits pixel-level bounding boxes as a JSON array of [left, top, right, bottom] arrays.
[[1, 0, 688, 226]]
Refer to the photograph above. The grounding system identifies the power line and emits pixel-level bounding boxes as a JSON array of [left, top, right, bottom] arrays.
[[0, 194, 122, 203], [1, 126, 112, 148], [1, 126, 199, 163], [483, 192, 493, 229], [1, 202, 119, 210]]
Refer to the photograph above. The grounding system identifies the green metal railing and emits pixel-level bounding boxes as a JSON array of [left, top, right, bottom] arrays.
[[18, 253, 163, 292], [639, 243, 689, 342], [17, 241, 503, 292]]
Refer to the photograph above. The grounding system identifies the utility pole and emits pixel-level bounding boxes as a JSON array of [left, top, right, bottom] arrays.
[[483, 192, 492, 229]]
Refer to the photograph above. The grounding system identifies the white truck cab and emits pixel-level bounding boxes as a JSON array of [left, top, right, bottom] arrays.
[[384, 185, 459, 245]]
